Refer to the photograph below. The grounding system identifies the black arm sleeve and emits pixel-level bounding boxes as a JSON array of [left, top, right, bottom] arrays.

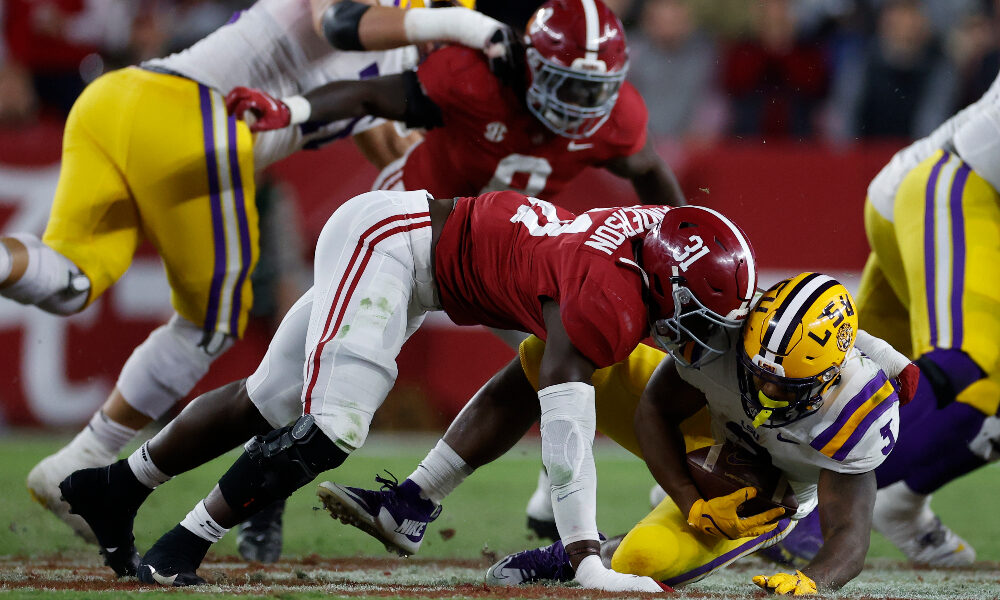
[[322, 0, 370, 51], [400, 70, 444, 130]]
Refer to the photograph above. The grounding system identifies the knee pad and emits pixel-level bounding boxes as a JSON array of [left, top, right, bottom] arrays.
[[969, 413, 1000, 462], [218, 414, 348, 520], [117, 314, 234, 419], [0, 234, 90, 315]]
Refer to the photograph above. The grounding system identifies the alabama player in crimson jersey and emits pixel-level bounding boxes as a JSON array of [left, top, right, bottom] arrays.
[[228, 0, 686, 207], [58, 189, 753, 590]]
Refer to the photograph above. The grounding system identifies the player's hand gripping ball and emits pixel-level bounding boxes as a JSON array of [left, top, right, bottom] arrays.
[[225, 86, 291, 132], [753, 570, 818, 595]]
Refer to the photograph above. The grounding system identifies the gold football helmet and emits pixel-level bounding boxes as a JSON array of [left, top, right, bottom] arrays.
[[738, 272, 858, 428]]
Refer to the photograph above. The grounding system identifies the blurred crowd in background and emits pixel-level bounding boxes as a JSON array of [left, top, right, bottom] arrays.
[[1, 0, 999, 144]]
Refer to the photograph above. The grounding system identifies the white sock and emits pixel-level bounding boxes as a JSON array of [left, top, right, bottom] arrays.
[[180, 500, 229, 544], [127, 442, 171, 489], [87, 411, 139, 455], [407, 439, 473, 505]]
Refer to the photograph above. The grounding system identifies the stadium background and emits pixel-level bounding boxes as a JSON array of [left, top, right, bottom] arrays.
[[0, 0, 995, 432]]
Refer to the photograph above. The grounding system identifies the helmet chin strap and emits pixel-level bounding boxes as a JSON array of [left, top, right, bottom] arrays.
[[752, 392, 789, 428]]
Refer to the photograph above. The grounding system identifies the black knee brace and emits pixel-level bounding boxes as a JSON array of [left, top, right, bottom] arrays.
[[217, 415, 347, 521], [322, 0, 370, 51]]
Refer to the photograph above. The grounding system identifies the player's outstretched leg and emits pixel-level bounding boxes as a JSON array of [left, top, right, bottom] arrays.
[[485, 539, 576, 586], [872, 482, 976, 567], [138, 415, 347, 586], [236, 499, 286, 563], [58, 459, 150, 577], [317, 473, 441, 556]]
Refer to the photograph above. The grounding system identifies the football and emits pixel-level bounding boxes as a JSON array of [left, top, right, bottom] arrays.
[[685, 441, 798, 518]]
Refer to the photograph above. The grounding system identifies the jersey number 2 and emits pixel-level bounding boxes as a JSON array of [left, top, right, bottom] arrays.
[[511, 197, 592, 237]]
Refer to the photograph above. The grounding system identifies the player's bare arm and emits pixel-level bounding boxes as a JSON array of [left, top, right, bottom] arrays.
[[603, 137, 686, 207], [226, 72, 443, 133], [803, 468, 877, 589], [634, 355, 705, 515], [536, 298, 601, 565]]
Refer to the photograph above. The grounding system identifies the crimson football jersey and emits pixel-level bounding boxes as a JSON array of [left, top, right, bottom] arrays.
[[434, 191, 671, 368], [404, 46, 648, 199]]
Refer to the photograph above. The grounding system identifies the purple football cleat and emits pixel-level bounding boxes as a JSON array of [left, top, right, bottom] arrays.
[[485, 539, 575, 586], [757, 508, 822, 569], [317, 472, 441, 556]]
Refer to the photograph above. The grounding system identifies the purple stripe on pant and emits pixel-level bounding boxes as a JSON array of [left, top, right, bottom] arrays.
[[948, 163, 970, 349], [923, 152, 950, 346], [663, 518, 795, 587], [225, 115, 252, 336], [198, 84, 226, 338]]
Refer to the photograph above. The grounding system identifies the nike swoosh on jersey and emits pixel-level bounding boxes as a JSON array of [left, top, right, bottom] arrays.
[[567, 141, 594, 151], [775, 433, 799, 445]]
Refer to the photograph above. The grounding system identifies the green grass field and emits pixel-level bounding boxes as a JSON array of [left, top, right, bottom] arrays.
[[2, 432, 1000, 598]]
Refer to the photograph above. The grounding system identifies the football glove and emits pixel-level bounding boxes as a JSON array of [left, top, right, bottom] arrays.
[[894, 362, 920, 405], [752, 570, 817, 595], [687, 487, 786, 540], [225, 86, 291, 132], [483, 24, 525, 91]]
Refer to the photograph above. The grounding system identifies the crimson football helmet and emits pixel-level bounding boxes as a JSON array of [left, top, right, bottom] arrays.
[[523, 0, 629, 139], [639, 206, 757, 368]]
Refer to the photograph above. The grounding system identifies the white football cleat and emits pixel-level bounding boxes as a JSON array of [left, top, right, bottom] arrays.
[[873, 482, 975, 567], [27, 438, 115, 544]]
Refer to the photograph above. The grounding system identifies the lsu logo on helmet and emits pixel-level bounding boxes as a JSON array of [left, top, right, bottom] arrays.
[[738, 272, 859, 428]]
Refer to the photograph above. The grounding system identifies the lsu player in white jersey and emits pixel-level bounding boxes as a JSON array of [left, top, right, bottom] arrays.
[[767, 69, 1000, 570], [9, 0, 505, 566], [483, 273, 901, 595]]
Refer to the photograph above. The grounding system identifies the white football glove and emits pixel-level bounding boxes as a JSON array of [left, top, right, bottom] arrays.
[[574, 555, 669, 593]]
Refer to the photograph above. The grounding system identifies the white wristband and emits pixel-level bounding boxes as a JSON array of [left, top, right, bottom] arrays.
[[283, 95, 312, 125], [403, 7, 501, 49]]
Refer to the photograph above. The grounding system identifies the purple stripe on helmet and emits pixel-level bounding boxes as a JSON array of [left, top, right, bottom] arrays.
[[948, 163, 970, 349], [924, 152, 950, 347], [831, 387, 898, 461], [199, 84, 226, 337], [226, 114, 253, 337], [810, 371, 889, 453], [663, 518, 794, 587]]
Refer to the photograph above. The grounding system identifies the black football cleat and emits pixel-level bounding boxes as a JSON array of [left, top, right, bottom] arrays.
[[237, 498, 285, 563], [137, 524, 210, 587], [59, 460, 148, 577]]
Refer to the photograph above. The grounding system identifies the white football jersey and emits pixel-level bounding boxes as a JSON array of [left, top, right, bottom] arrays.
[[677, 332, 899, 518], [868, 71, 1000, 222], [144, 0, 418, 170]]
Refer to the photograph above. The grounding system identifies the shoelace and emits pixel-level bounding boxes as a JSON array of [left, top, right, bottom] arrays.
[[372, 471, 442, 521], [374, 470, 401, 492]]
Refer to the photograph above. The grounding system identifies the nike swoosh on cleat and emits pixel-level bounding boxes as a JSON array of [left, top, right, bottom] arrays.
[[148, 566, 178, 586], [104, 547, 118, 553]]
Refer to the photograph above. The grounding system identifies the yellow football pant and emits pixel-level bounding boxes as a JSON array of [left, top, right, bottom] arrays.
[[518, 335, 791, 585], [43, 67, 258, 338], [859, 149, 1000, 415]]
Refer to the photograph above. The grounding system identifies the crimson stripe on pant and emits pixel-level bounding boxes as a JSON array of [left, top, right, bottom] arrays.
[[302, 214, 430, 414]]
